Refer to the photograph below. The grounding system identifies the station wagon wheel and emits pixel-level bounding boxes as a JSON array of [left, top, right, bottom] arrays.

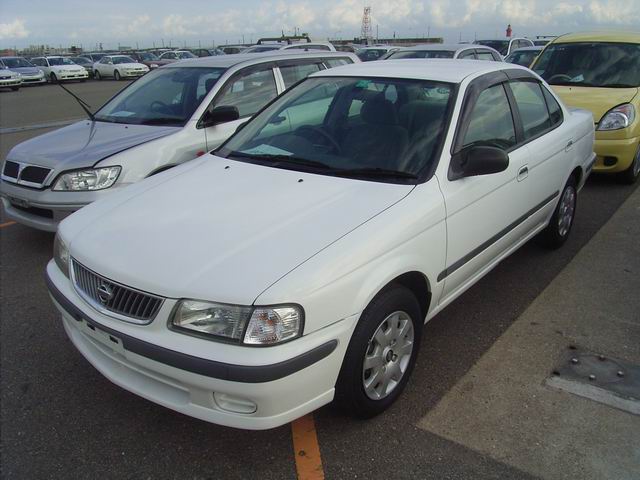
[[114, 70, 121, 81], [618, 144, 640, 184], [537, 176, 577, 249], [335, 285, 422, 418], [50, 73, 57, 84]]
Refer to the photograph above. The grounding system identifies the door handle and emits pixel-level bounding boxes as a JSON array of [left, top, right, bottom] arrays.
[[517, 165, 529, 182], [565, 140, 574, 152]]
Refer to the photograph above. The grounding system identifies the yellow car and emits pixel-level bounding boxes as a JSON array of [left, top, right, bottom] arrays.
[[531, 31, 640, 183]]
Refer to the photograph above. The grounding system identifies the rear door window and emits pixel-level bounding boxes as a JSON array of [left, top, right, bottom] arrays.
[[541, 85, 563, 126], [278, 62, 322, 89], [214, 67, 278, 118], [476, 50, 495, 61], [510, 80, 552, 139], [458, 50, 476, 60]]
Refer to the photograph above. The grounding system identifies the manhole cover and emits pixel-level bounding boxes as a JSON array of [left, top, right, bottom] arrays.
[[547, 346, 640, 416]]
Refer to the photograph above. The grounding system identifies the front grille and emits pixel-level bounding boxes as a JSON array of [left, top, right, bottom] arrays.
[[11, 204, 53, 218], [19, 166, 50, 183], [72, 260, 164, 323], [3, 161, 19, 179]]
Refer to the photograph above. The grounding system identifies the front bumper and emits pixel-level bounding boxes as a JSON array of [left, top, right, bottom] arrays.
[[0, 78, 22, 87], [45, 262, 356, 429], [593, 135, 639, 173], [0, 180, 126, 231], [57, 72, 89, 81], [122, 70, 147, 78], [20, 75, 46, 84]]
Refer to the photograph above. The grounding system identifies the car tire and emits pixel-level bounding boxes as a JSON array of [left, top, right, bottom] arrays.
[[617, 145, 640, 185], [334, 285, 423, 418], [537, 176, 578, 249], [50, 73, 57, 84], [11, 86, 20, 91], [80, 78, 86, 82], [114, 70, 121, 81], [94, 70, 101, 80]]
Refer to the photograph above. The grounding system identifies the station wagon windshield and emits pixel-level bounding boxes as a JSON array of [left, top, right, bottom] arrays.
[[48, 57, 76, 66], [534, 42, 640, 88], [94, 67, 226, 126], [218, 77, 455, 183], [112, 56, 136, 64]]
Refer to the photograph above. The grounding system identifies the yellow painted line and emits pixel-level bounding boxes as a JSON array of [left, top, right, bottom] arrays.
[[0, 221, 16, 229], [291, 414, 325, 480]]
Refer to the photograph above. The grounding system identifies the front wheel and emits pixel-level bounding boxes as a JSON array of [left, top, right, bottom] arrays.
[[618, 144, 640, 184], [50, 73, 57, 84], [114, 70, 121, 81], [94, 70, 101, 80], [334, 285, 422, 418], [537, 176, 577, 249], [11, 86, 20, 91]]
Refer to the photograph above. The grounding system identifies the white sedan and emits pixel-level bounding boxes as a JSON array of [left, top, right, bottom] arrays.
[[47, 60, 595, 430], [29, 56, 88, 83], [93, 55, 149, 80]]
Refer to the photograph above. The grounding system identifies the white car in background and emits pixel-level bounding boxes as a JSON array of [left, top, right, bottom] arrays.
[[29, 56, 89, 83], [385, 43, 502, 61], [0, 51, 358, 231], [157, 50, 198, 64], [0, 68, 22, 91], [93, 55, 149, 80], [474, 38, 535, 58], [46, 60, 595, 429]]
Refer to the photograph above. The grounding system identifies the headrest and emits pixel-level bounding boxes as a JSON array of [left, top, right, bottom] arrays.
[[361, 95, 398, 125]]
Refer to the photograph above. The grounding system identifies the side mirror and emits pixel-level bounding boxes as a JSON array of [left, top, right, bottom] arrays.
[[449, 145, 509, 181], [200, 106, 240, 128]]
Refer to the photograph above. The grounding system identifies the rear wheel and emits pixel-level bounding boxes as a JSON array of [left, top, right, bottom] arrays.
[[114, 70, 121, 81], [334, 285, 422, 418], [537, 176, 577, 249], [618, 144, 640, 184]]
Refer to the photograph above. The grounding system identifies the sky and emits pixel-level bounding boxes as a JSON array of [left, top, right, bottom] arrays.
[[0, 0, 639, 49]]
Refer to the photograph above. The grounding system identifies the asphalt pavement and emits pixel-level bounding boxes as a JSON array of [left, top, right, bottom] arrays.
[[1, 82, 638, 479]]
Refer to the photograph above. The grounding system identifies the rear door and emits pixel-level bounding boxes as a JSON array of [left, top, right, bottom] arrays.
[[437, 72, 531, 302], [202, 63, 279, 150]]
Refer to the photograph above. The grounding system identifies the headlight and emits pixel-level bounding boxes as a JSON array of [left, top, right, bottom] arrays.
[[53, 234, 70, 278], [597, 104, 636, 131], [171, 300, 303, 345], [52, 166, 121, 191]]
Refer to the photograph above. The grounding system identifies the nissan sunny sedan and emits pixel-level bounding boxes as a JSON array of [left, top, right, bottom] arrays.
[[46, 60, 595, 430]]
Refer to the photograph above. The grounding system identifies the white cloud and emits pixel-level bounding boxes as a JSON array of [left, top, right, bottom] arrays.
[[588, 0, 640, 24], [0, 19, 29, 40]]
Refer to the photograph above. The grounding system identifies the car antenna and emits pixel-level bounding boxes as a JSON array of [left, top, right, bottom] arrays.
[[56, 82, 95, 121]]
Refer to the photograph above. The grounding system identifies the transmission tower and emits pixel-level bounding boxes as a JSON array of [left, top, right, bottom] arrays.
[[361, 6, 373, 45]]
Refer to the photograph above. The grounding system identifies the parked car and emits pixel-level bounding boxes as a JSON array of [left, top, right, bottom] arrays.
[[81, 53, 107, 63], [0, 51, 359, 231], [93, 55, 149, 80], [356, 46, 401, 62], [385, 43, 502, 61], [0, 68, 22, 91], [45, 60, 595, 429], [190, 48, 226, 57], [68, 56, 95, 77], [504, 46, 544, 67], [531, 31, 640, 183], [157, 50, 197, 64], [474, 37, 534, 57], [244, 42, 336, 53], [221, 46, 247, 55], [127, 52, 161, 69], [0, 56, 45, 85], [30, 56, 89, 83]]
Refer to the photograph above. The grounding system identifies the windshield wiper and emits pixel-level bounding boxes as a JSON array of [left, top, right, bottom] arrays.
[[333, 167, 418, 180], [56, 82, 95, 121], [227, 152, 332, 169]]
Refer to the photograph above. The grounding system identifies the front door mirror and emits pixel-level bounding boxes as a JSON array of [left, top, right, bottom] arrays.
[[200, 106, 240, 128], [449, 146, 509, 181]]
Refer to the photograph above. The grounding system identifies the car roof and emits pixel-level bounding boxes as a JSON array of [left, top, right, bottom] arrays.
[[551, 31, 640, 44], [162, 51, 358, 69], [311, 58, 527, 83], [395, 43, 491, 52]]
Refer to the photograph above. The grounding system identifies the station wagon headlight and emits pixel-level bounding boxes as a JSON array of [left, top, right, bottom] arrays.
[[597, 104, 636, 131], [52, 166, 121, 191], [171, 300, 303, 345], [53, 234, 70, 278]]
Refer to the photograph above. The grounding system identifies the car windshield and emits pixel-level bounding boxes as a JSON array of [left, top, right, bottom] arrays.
[[88, 54, 105, 61], [139, 52, 158, 61], [505, 50, 538, 67], [2, 57, 33, 68], [113, 56, 135, 64], [176, 51, 196, 59], [475, 40, 509, 55], [48, 57, 76, 66], [388, 50, 455, 59], [94, 67, 226, 126], [216, 76, 455, 183], [533, 42, 640, 88]]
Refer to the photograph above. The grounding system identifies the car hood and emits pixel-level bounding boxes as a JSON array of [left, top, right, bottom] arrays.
[[551, 86, 639, 123], [7, 121, 179, 172], [116, 63, 146, 69], [8, 67, 42, 75], [66, 156, 413, 305], [0, 70, 18, 78], [50, 65, 85, 72]]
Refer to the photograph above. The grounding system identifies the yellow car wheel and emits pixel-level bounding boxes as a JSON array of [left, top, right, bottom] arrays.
[[619, 144, 640, 184]]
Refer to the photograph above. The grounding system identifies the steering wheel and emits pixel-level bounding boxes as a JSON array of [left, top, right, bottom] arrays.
[[294, 125, 342, 154], [547, 74, 573, 83], [150, 100, 171, 113]]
